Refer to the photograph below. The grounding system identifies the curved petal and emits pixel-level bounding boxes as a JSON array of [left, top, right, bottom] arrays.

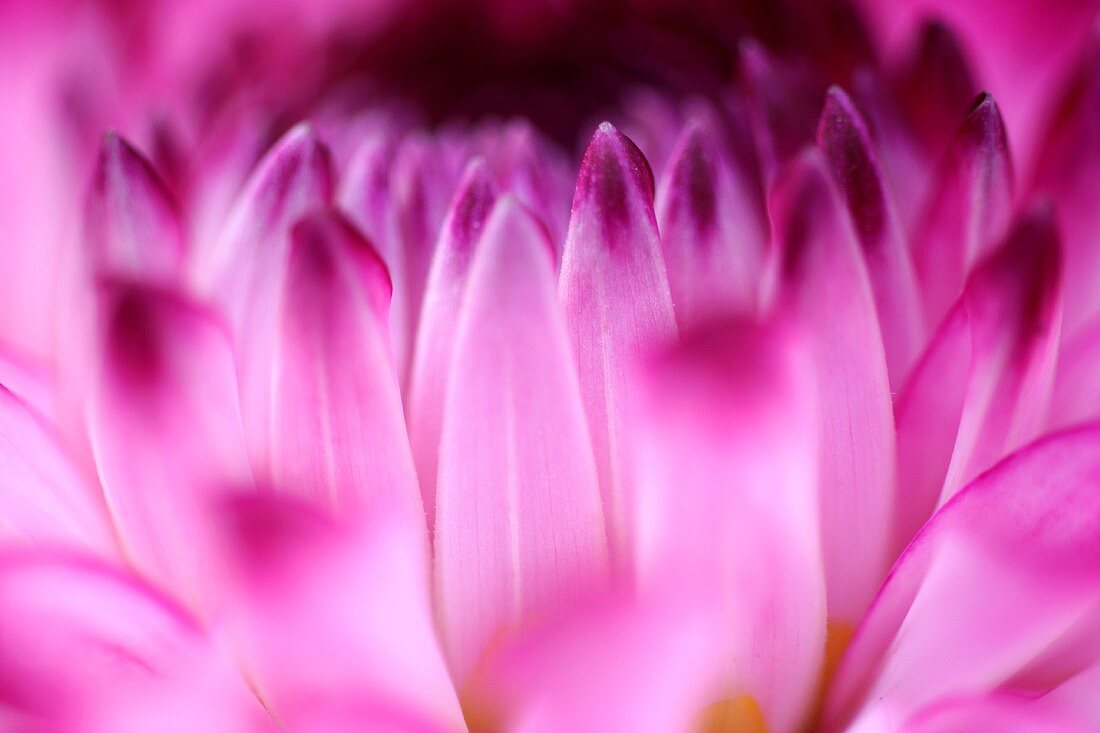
[[559, 122, 676, 570], [239, 209, 421, 524], [0, 385, 115, 554], [912, 93, 1014, 330], [818, 86, 923, 386], [212, 493, 463, 732], [0, 550, 269, 732], [656, 113, 768, 323], [88, 281, 253, 607], [827, 425, 1100, 730], [195, 123, 334, 327], [634, 317, 824, 733], [894, 207, 1062, 549], [409, 160, 497, 530], [84, 132, 186, 282], [435, 197, 608, 682], [769, 149, 895, 623]]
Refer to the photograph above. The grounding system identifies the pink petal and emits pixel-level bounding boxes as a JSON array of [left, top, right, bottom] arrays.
[[892, 19, 981, 156], [769, 149, 895, 623], [389, 134, 466, 383], [559, 122, 677, 570], [1053, 315, 1100, 429], [88, 281, 253, 607], [491, 119, 572, 251], [0, 549, 269, 732], [894, 208, 1062, 548], [472, 596, 717, 733], [913, 93, 1014, 330], [84, 132, 186, 283], [739, 39, 820, 182], [818, 86, 923, 387], [899, 693, 1095, 733], [213, 493, 463, 732], [1030, 28, 1100, 334], [238, 209, 421, 523], [196, 123, 334, 327], [435, 196, 608, 681], [634, 317, 825, 733], [409, 160, 497, 531], [827, 425, 1100, 730], [656, 113, 768, 323], [0, 385, 115, 554]]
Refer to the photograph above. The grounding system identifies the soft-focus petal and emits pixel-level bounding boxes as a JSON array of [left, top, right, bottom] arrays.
[[88, 281, 253, 607], [470, 597, 716, 733], [769, 149, 895, 623], [409, 160, 497, 530], [818, 85, 923, 386], [238, 208, 422, 523], [894, 208, 1062, 548], [913, 93, 1014, 329], [0, 385, 115, 554], [213, 493, 463, 733], [435, 196, 608, 681], [656, 114, 768, 322], [0, 550, 269, 732], [634, 317, 824, 733], [827, 425, 1100, 730], [559, 122, 676, 570], [84, 132, 186, 282], [195, 123, 334, 326]]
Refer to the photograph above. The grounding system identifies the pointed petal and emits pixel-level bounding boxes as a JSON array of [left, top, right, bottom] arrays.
[[84, 132, 185, 282], [739, 40, 820, 181], [0, 550, 268, 731], [435, 197, 608, 681], [1031, 28, 1100, 333], [894, 19, 981, 154], [389, 134, 466, 383], [213, 493, 463, 732], [895, 208, 1063, 548], [197, 124, 333, 326], [770, 149, 895, 623], [656, 114, 768, 323], [239, 209, 421, 524], [913, 93, 1014, 328], [409, 160, 497, 530], [88, 281, 253, 607], [827, 425, 1100, 730], [0, 385, 115, 553], [493, 120, 572, 251], [818, 86, 923, 386], [559, 122, 677, 570], [634, 317, 825, 733]]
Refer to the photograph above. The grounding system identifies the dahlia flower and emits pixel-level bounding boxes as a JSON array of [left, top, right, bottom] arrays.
[[3, 0, 1100, 731]]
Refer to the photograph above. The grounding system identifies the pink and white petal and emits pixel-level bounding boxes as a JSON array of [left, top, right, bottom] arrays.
[[435, 197, 608, 682], [0, 385, 115, 554], [239, 209, 420, 523], [769, 149, 896, 623], [559, 122, 677, 570], [84, 132, 186, 283], [491, 120, 573, 252], [471, 596, 717, 733], [0, 342, 56, 423], [818, 86, 923, 387], [0, 549, 269, 732], [900, 693, 1095, 733], [827, 425, 1100, 730], [213, 493, 463, 732], [409, 160, 497, 530], [912, 93, 1014, 330], [894, 207, 1061, 548], [88, 281, 253, 607], [634, 317, 825, 733], [195, 123, 333, 327], [388, 133, 467, 383], [656, 113, 768, 323]]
